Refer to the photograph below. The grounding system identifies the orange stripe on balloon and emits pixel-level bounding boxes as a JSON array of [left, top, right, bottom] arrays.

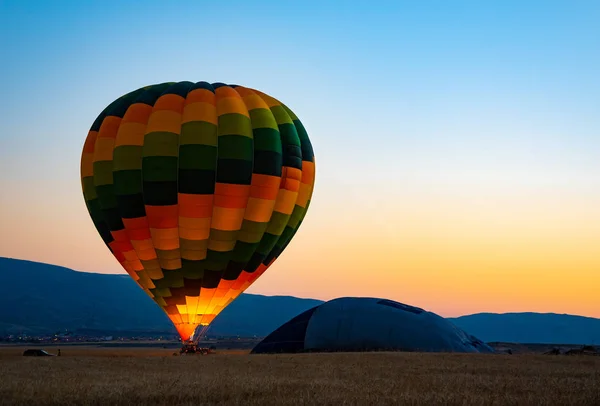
[[122, 217, 154, 262], [182, 102, 217, 125], [215, 86, 242, 99], [252, 174, 281, 188], [109, 243, 126, 263], [179, 228, 210, 241], [199, 314, 216, 325], [127, 228, 152, 241], [252, 90, 280, 108], [92, 137, 115, 162], [111, 241, 134, 252], [273, 189, 298, 215], [197, 288, 216, 313], [185, 88, 216, 105], [81, 130, 99, 181], [249, 185, 279, 200], [232, 86, 253, 97], [153, 94, 186, 112], [210, 207, 245, 231], [215, 183, 250, 197], [217, 278, 234, 291], [249, 174, 281, 201], [172, 322, 193, 340], [178, 194, 213, 218], [123, 250, 138, 262], [129, 259, 144, 271], [231, 272, 251, 290], [149, 227, 179, 241], [80, 155, 94, 179], [97, 116, 122, 139], [283, 167, 302, 183], [160, 258, 181, 270], [146, 110, 182, 134], [282, 178, 301, 192], [248, 263, 270, 284], [301, 161, 315, 183], [296, 184, 311, 208], [122, 103, 153, 124], [111, 229, 129, 242], [180, 249, 206, 260], [146, 205, 179, 228], [137, 249, 157, 261], [82, 131, 97, 153], [238, 90, 271, 111], [244, 198, 276, 223], [215, 87, 249, 117], [214, 194, 249, 209], [178, 216, 211, 230], [115, 122, 146, 147]]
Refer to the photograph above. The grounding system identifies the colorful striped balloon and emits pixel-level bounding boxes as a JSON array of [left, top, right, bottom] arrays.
[[80, 82, 316, 341]]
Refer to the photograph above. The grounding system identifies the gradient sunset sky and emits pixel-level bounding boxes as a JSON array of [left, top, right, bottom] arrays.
[[1, 1, 599, 318]]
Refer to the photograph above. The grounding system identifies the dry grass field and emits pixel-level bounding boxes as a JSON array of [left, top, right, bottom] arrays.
[[0, 346, 598, 405]]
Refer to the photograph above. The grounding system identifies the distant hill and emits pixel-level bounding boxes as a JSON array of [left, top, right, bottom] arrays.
[[449, 312, 600, 345], [0, 257, 322, 337], [1, 257, 599, 344]]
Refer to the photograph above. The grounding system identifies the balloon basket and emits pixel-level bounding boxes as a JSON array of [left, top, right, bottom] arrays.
[[179, 340, 216, 356]]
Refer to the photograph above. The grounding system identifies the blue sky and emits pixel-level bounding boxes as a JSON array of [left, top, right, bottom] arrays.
[[1, 1, 599, 316], [3, 0, 598, 191]]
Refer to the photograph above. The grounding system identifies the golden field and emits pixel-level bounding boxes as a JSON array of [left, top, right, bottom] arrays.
[[0, 347, 598, 405]]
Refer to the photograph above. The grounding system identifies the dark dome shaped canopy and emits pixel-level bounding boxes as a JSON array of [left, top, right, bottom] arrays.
[[251, 297, 494, 354]]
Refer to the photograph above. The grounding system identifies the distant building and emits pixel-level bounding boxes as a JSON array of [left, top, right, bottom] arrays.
[[252, 297, 494, 354]]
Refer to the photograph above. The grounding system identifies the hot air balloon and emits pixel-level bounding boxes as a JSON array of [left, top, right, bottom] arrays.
[[80, 81, 315, 344]]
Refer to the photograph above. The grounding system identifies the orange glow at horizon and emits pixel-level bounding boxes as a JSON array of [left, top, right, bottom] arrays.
[[1, 177, 599, 319]]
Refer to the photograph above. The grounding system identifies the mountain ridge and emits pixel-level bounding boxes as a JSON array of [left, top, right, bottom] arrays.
[[1, 257, 598, 344]]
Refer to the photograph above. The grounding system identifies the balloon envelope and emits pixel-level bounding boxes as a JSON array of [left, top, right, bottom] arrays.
[[80, 82, 315, 341]]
